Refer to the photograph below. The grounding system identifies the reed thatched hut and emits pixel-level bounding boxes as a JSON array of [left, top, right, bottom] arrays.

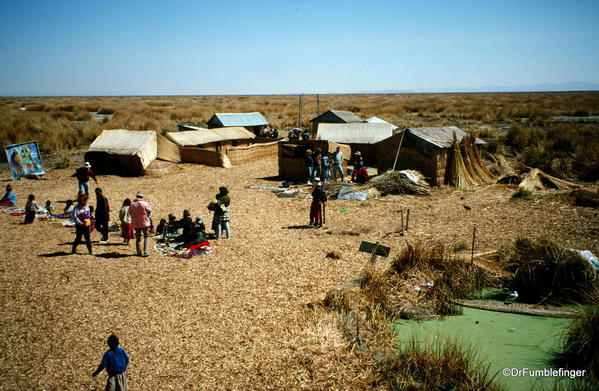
[[167, 127, 278, 168], [310, 110, 362, 132], [207, 112, 269, 135], [315, 122, 393, 165], [84, 129, 181, 176], [375, 126, 487, 186]]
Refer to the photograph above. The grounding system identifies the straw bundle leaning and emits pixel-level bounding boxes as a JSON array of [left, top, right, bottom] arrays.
[[518, 168, 578, 192], [445, 132, 476, 188]]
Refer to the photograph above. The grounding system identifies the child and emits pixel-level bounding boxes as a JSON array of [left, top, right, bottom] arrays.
[[24, 194, 38, 224], [119, 199, 134, 245], [309, 178, 327, 228], [45, 200, 55, 213], [92, 334, 129, 391]]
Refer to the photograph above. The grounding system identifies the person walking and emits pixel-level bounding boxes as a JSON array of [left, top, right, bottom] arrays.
[[72, 162, 97, 195], [331, 146, 344, 181], [92, 334, 129, 391], [94, 188, 110, 243], [129, 193, 152, 257], [309, 178, 327, 228], [71, 193, 94, 255]]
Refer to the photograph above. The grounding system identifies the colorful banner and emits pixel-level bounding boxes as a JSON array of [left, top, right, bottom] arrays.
[[4, 141, 45, 180]]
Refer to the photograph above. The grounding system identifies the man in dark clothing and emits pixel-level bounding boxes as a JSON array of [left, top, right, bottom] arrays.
[[94, 188, 110, 243], [171, 209, 193, 243], [309, 178, 327, 228], [72, 162, 97, 195]]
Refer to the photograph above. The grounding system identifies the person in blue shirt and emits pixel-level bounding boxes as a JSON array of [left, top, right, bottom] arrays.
[[92, 334, 130, 391], [0, 184, 16, 206]]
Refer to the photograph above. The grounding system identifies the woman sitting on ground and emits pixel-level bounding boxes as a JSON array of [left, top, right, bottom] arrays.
[[0, 184, 16, 206]]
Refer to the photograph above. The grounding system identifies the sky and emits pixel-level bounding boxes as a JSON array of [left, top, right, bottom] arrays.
[[0, 0, 598, 96]]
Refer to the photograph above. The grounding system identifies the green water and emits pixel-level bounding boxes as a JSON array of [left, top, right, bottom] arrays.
[[393, 307, 574, 390]]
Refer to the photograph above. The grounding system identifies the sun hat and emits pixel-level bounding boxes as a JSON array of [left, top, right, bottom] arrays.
[[313, 177, 320, 182], [136, 192, 144, 198], [84, 162, 91, 168], [355, 151, 362, 156]]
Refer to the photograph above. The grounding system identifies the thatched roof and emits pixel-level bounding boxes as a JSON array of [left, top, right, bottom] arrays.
[[315, 123, 393, 144], [166, 127, 256, 147], [87, 129, 157, 169]]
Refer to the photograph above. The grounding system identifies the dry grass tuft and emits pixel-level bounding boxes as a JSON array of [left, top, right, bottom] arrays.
[[498, 237, 598, 305], [554, 298, 599, 389]]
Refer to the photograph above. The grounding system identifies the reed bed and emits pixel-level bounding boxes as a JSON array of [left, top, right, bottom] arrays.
[[498, 237, 598, 305]]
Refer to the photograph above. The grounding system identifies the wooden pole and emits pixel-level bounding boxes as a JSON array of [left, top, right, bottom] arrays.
[[400, 209, 404, 236], [406, 209, 410, 231], [391, 130, 406, 171], [470, 226, 476, 268], [298, 94, 303, 129], [316, 94, 320, 116]]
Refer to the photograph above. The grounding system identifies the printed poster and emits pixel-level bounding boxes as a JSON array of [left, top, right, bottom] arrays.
[[4, 141, 45, 180]]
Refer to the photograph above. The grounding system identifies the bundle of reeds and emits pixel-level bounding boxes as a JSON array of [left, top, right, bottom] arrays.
[[355, 169, 431, 196], [499, 237, 598, 305], [518, 168, 577, 192], [445, 132, 477, 188], [460, 135, 496, 184]]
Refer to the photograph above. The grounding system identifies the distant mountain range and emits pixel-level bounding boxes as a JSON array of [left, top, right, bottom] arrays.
[[360, 81, 599, 94]]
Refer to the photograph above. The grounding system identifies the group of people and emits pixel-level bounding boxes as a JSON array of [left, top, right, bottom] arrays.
[[259, 127, 279, 138], [305, 146, 345, 185], [288, 128, 311, 141]]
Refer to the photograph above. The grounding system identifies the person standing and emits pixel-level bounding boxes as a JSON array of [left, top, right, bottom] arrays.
[[119, 199, 134, 245], [129, 193, 152, 257], [72, 162, 97, 195], [305, 149, 315, 185], [331, 146, 344, 181], [92, 334, 129, 391], [0, 184, 16, 206], [95, 188, 110, 243], [215, 186, 231, 239], [71, 193, 94, 255], [24, 194, 38, 224], [309, 178, 327, 228], [321, 152, 331, 183]]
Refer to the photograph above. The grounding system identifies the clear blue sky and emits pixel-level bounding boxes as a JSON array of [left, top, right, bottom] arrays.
[[0, 0, 598, 95]]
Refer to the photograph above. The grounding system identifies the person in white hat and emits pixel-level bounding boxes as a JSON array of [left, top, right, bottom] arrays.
[[72, 161, 97, 195], [129, 193, 152, 257]]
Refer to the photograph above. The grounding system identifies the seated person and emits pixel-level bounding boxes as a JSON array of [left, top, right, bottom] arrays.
[[155, 218, 167, 236], [63, 199, 75, 214], [166, 214, 178, 234], [180, 217, 207, 249], [352, 166, 370, 184], [170, 209, 193, 242], [45, 200, 55, 212], [0, 184, 16, 206]]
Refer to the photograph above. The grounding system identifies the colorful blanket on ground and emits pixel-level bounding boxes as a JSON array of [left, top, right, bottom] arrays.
[[154, 241, 211, 258]]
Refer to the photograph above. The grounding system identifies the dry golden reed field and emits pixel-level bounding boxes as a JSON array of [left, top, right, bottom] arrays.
[[1, 92, 599, 157], [1, 93, 599, 390]]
